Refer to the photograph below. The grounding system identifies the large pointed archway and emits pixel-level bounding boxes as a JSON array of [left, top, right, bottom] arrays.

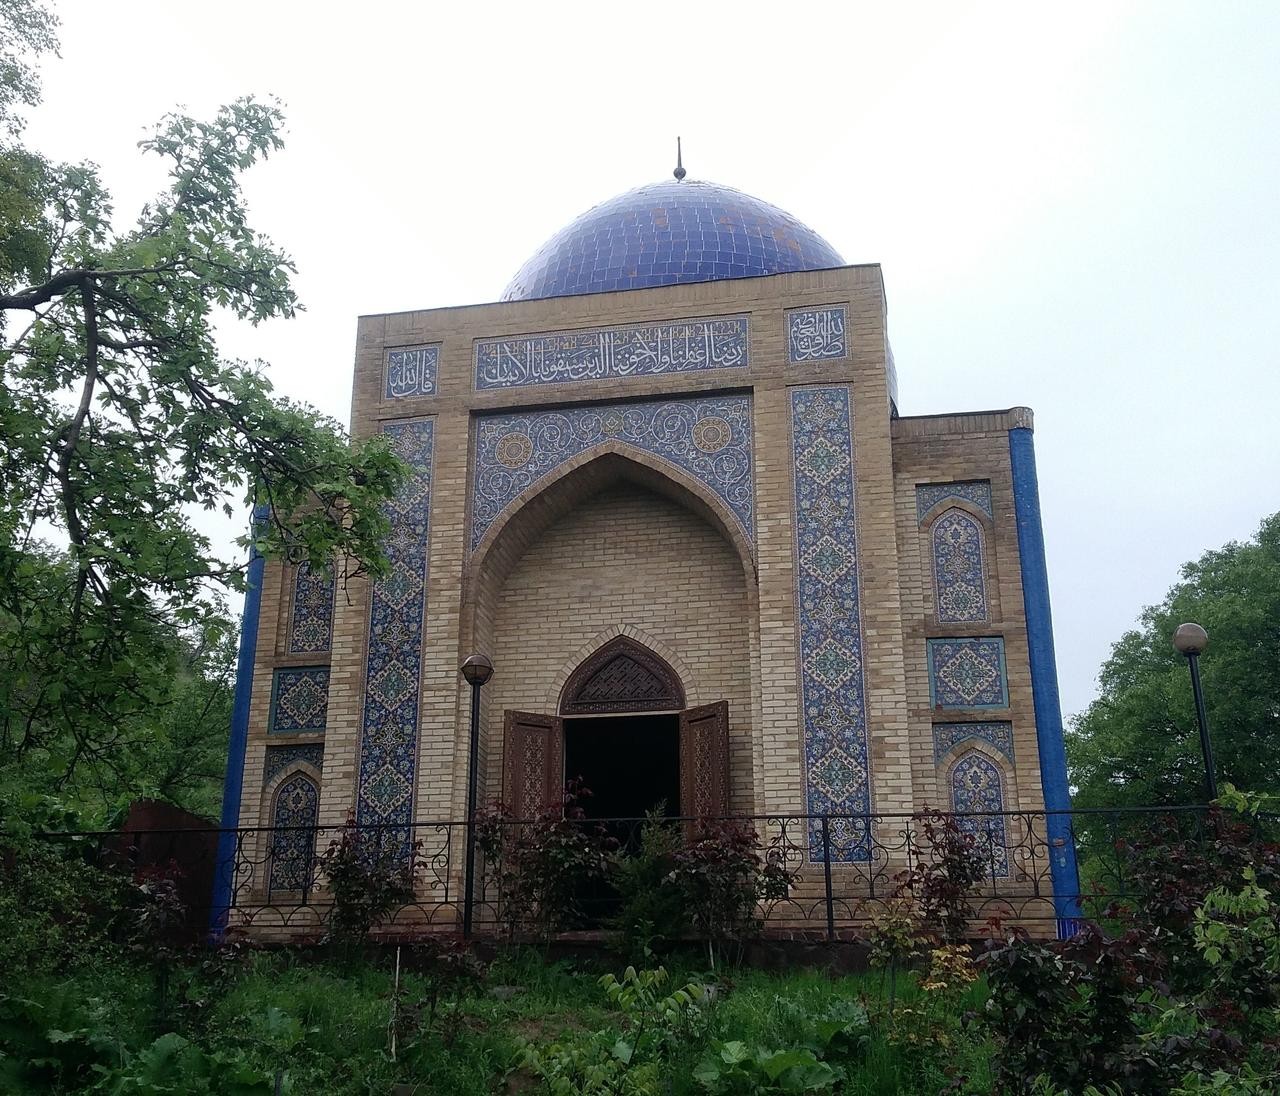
[[461, 450, 756, 823]]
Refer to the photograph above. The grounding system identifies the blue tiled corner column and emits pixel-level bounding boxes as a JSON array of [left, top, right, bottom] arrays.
[[210, 504, 268, 940], [1009, 427, 1082, 936]]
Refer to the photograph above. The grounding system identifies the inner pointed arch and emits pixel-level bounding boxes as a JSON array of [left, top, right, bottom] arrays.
[[560, 635, 686, 715]]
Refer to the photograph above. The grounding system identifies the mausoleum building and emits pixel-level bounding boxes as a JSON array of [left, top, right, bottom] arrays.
[[218, 165, 1079, 932]]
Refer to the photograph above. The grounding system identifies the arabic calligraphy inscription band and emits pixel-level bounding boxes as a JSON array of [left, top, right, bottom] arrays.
[[474, 316, 749, 391]]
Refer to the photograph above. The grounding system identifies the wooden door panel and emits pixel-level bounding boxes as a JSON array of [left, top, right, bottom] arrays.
[[502, 710, 564, 819], [679, 701, 730, 819]]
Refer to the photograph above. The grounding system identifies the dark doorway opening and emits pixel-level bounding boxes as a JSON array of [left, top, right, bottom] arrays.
[[563, 714, 680, 927], [564, 714, 680, 821]]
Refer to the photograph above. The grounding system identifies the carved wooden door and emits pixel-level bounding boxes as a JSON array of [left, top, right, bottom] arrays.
[[678, 701, 730, 819], [502, 710, 564, 819]]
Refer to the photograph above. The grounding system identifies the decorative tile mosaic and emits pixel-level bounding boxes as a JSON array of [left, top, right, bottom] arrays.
[[355, 419, 433, 829], [502, 179, 844, 301], [471, 395, 754, 550], [928, 638, 1008, 709], [788, 306, 847, 363], [949, 751, 1010, 877], [790, 386, 871, 862], [268, 667, 330, 734], [384, 345, 439, 400], [931, 508, 988, 623], [915, 481, 993, 522], [268, 772, 320, 893], [264, 743, 325, 785], [288, 562, 335, 654], [932, 722, 1014, 763], [474, 315, 748, 391]]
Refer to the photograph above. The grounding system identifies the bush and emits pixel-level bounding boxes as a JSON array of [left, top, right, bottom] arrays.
[[898, 811, 988, 944], [610, 808, 687, 959], [516, 965, 703, 1096], [980, 923, 1164, 1094], [1113, 804, 1280, 996], [982, 792, 1280, 1095], [319, 813, 420, 949], [477, 781, 615, 941], [666, 820, 795, 967]]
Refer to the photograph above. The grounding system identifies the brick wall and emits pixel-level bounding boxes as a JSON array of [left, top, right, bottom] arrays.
[[891, 409, 1046, 814], [480, 480, 757, 813]]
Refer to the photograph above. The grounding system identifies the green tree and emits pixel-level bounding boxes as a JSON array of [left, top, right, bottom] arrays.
[[1068, 512, 1280, 807], [0, 0, 403, 815]]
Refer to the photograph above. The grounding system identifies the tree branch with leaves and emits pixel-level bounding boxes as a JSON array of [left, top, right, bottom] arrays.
[[0, 0, 404, 811]]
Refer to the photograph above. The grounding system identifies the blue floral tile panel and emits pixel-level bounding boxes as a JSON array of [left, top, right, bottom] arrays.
[[915, 481, 993, 522], [931, 508, 989, 624], [288, 562, 335, 654], [790, 385, 872, 862], [788, 306, 847, 363], [949, 750, 1010, 877], [471, 395, 754, 551], [927, 637, 1008, 709], [384, 345, 439, 400], [268, 667, 330, 734], [268, 772, 320, 893], [474, 315, 748, 391], [932, 721, 1014, 763], [355, 419, 434, 829]]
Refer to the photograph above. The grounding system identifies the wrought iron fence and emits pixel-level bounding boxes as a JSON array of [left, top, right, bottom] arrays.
[[32, 806, 1275, 943]]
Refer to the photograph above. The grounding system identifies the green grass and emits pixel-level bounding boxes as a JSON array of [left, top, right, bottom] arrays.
[[3, 946, 995, 1094]]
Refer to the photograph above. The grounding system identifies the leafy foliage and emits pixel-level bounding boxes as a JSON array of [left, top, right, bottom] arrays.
[[666, 819, 796, 967], [981, 795, 1280, 1094], [516, 965, 704, 1096], [1111, 802, 1280, 997], [1068, 512, 1280, 807], [864, 897, 924, 1007], [0, 0, 404, 812], [318, 814, 420, 949], [0, 827, 127, 975], [477, 781, 616, 941], [609, 807, 688, 959], [898, 810, 988, 944], [693, 1039, 841, 1093]]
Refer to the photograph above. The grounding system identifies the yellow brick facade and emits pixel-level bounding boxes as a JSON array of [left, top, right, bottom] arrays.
[[228, 263, 1068, 935]]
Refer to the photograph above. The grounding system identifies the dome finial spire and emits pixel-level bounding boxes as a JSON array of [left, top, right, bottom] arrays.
[[673, 136, 686, 181]]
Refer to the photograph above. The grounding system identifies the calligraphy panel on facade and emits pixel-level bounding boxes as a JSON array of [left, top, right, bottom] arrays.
[[949, 751, 1010, 877], [788, 306, 847, 363], [931, 508, 989, 624], [932, 721, 1014, 763], [790, 386, 872, 862], [355, 419, 434, 829], [470, 395, 754, 550], [268, 667, 330, 734], [473, 315, 748, 391], [384, 345, 440, 401], [927, 637, 1008, 709], [288, 562, 335, 654], [916, 481, 993, 522]]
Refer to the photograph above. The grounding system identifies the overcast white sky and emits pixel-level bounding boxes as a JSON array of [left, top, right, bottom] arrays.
[[22, 0, 1280, 720]]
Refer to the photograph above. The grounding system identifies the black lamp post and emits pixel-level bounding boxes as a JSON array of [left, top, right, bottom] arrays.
[[1172, 622, 1217, 802], [459, 653, 494, 938]]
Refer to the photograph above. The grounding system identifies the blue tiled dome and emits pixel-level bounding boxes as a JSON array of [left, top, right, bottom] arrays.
[[502, 179, 844, 301]]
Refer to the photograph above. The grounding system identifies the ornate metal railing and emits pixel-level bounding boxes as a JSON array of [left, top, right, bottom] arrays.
[[33, 806, 1273, 942]]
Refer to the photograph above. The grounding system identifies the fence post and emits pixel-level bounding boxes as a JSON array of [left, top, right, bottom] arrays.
[[821, 815, 835, 942]]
